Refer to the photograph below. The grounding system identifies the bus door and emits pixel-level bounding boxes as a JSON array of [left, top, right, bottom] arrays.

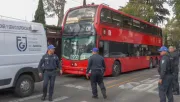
[[99, 41, 113, 76], [128, 44, 141, 70]]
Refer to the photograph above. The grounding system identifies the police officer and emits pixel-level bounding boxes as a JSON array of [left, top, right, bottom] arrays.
[[86, 48, 107, 99], [158, 46, 174, 102], [169, 46, 180, 95], [38, 45, 62, 101]]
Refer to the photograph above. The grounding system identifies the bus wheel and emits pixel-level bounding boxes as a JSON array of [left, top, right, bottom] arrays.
[[149, 59, 153, 69], [112, 61, 121, 77], [14, 75, 34, 97]]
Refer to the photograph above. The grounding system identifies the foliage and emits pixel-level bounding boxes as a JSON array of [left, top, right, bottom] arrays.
[[163, 18, 180, 47], [120, 2, 154, 22], [120, 0, 170, 24], [34, 0, 46, 25], [43, 0, 66, 26], [162, 28, 168, 46], [168, 0, 180, 21]]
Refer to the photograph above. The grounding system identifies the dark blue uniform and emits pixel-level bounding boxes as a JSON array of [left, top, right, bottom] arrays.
[[158, 54, 174, 102], [169, 51, 180, 94], [38, 54, 60, 99], [86, 54, 106, 98]]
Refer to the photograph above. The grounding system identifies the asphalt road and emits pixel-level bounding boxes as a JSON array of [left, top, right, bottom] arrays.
[[0, 68, 180, 102]]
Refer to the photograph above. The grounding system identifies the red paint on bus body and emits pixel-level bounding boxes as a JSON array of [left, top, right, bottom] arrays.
[[61, 4, 162, 76]]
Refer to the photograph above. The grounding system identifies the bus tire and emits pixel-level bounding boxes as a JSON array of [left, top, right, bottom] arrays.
[[149, 58, 153, 69], [112, 61, 121, 77], [14, 75, 34, 97]]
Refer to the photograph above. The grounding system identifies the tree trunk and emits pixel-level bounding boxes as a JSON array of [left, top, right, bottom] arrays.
[[83, 0, 86, 6], [57, 15, 64, 27], [57, 0, 65, 27]]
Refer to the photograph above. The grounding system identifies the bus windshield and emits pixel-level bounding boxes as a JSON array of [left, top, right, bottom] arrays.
[[62, 36, 95, 60], [64, 7, 97, 34]]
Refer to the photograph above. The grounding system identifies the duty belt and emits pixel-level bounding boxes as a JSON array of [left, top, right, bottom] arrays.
[[44, 69, 56, 71], [92, 69, 103, 72]]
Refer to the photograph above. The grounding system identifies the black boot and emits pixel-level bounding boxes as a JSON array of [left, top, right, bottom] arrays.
[[173, 91, 179, 95], [103, 94, 107, 99], [92, 96, 98, 99], [102, 90, 107, 99], [49, 96, 53, 101], [41, 95, 46, 101]]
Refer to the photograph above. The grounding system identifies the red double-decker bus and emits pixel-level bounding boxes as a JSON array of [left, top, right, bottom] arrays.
[[61, 4, 162, 77]]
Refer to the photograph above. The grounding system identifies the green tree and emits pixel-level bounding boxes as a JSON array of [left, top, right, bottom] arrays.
[[162, 28, 169, 46], [120, 0, 170, 24], [34, 0, 46, 25], [163, 18, 180, 47], [168, 0, 180, 21], [120, 2, 154, 22], [43, 0, 66, 27]]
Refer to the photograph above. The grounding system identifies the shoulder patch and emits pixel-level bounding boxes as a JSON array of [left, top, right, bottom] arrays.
[[54, 56, 58, 59]]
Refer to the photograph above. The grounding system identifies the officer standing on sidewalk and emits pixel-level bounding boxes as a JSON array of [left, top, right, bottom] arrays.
[[38, 45, 62, 101], [158, 46, 174, 102], [168, 46, 180, 95], [86, 48, 107, 99]]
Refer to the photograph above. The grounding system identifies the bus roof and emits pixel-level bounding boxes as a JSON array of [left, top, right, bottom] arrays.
[[99, 4, 161, 29], [66, 4, 161, 29]]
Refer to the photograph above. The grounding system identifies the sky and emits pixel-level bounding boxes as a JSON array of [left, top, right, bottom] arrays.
[[0, 0, 128, 25], [0, 0, 171, 27]]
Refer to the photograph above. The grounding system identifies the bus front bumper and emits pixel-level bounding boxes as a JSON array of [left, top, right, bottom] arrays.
[[62, 66, 87, 76]]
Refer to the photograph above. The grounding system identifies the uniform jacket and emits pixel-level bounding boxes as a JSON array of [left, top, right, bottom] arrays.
[[38, 54, 61, 73], [159, 54, 172, 80], [86, 54, 106, 74], [169, 50, 180, 75]]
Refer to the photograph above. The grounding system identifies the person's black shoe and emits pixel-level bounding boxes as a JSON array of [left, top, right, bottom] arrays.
[[173, 91, 180, 95], [49, 97, 53, 101], [103, 95, 107, 99], [92, 96, 98, 99], [41, 96, 46, 101]]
